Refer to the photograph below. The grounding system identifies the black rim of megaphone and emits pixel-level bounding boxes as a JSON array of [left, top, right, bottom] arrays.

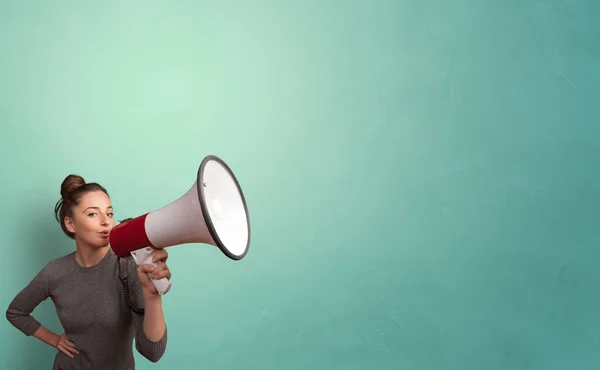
[[197, 155, 250, 261]]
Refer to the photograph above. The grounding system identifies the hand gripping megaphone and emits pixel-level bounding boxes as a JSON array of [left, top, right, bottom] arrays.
[[108, 155, 251, 295]]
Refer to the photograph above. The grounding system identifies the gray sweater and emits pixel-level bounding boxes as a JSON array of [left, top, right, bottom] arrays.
[[6, 249, 167, 369]]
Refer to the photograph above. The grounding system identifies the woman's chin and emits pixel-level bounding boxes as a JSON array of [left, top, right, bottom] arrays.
[[76, 234, 111, 249], [88, 239, 110, 249], [96, 233, 111, 247]]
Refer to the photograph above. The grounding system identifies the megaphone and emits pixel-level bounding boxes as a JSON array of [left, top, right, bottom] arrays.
[[109, 155, 251, 295]]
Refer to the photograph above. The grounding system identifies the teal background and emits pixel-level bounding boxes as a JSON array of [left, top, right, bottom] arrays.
[[1, 1, 599, 369]]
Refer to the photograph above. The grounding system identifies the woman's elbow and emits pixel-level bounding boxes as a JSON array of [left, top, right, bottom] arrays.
[[135, 336, 168, 362], [138, 347, 166, 363]]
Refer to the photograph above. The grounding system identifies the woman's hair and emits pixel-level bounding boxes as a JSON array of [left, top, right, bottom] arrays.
[[54, 174, 109, 239]]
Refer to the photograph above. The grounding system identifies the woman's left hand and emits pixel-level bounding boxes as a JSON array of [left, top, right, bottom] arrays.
[[137, 249, 172, 298]]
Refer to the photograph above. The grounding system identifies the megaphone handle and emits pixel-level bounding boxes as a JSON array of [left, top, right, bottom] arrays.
[[130, 247, 172, 295], [149, 274, 172, 296]]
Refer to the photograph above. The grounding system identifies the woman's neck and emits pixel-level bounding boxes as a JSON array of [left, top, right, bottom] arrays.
[[74, 245, 110, 268]]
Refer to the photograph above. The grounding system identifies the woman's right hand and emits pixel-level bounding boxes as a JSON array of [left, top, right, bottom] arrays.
[[54, 333, 79, 358]]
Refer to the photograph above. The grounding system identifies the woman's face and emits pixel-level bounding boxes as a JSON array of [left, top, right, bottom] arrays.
[[65, 190, 115, 248]]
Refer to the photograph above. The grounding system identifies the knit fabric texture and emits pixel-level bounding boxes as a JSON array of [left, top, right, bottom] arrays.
[[6, 249, 167, 369]]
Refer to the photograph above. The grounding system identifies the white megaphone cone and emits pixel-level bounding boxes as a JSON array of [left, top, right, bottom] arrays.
[[109, 155, 251, 295]]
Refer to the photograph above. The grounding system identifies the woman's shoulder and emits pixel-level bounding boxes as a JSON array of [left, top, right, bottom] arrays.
[[24, 252, 78, 286], [44, 251, 77, 271]]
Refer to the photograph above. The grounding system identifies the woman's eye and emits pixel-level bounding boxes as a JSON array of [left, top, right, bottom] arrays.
[[107, 213, 114, 218]]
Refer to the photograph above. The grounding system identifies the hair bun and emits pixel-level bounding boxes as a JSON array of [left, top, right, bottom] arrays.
[[60, 174, 86, 198]]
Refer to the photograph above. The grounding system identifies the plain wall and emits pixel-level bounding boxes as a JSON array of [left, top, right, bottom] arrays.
[[1, 1, 599, 369]]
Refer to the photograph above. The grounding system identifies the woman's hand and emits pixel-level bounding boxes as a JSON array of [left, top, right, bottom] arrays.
[[137, 248, 172, 298], [54, 333, 79, 358]]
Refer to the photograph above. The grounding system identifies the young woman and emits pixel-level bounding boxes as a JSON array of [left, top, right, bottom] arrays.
[[6, 174, 171, 369]]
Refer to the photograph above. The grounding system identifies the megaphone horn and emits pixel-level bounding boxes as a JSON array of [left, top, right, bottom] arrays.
[[109, 155, 251, 295]]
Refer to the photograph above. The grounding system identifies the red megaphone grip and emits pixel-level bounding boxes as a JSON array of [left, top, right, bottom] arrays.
[[109, 213, 153, 257]]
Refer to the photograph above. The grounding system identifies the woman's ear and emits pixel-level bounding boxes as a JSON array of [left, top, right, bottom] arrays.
[[64, 216, 75, 234]]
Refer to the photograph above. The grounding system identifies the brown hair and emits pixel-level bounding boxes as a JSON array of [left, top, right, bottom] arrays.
[[54, 174, 109, 239]]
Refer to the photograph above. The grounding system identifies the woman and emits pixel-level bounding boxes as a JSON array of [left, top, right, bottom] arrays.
[[6, 174, 171, 369]]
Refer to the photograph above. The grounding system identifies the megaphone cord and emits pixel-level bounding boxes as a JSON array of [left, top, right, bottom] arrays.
[[117, 256, 145, 315]]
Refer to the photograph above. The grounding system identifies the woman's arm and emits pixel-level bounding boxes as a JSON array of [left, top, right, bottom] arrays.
[[6, 264, 50, 337], [33, 325, 59, 346], [137, 250, 171, 340], [130, 250, 171, 362], [141, 280, 167, 341], [131, 291, 168, 363], [7, 261, 79, 358], [33, 326, 79, 358]]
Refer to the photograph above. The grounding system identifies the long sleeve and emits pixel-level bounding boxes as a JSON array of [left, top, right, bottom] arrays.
[[133, 313, 168, 362], [6, 264, 50, 336]]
